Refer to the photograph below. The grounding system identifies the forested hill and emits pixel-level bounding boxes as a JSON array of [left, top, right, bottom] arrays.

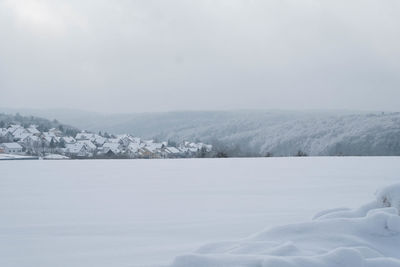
[[2, 109, 400, 157], [0, 113, 80, 137], [51, 110, 399, 157]]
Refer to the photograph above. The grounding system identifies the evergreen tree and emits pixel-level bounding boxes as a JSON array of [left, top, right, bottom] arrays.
[[58, 139, 66, 148]]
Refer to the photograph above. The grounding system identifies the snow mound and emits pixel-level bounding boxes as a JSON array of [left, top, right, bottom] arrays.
[[170, 184, 400, 267]]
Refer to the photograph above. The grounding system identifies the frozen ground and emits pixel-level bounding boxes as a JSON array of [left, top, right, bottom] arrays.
[[1, 157, 399, 267]]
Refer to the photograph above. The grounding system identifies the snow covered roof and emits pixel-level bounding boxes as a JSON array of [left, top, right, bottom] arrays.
[[117, 134, 130, 139], [127, 142, 143, 153], [107, 138, 120, 143], [12, 128, 28, 139], [49, 128, 60, 133], [102, 142, 120, 149], [61, 136, 76, 143], [7, 125, 23, 134], [18, 133, 32, 141], [77, 140, 96, 150], [27, 126, 40, 134], [188, 147, 198, 153], [101, 142, 122, 153], [165, 147, 180, 154], [93, 136, 106, 145], [65, 143, 86, 153], [0, 142, 22, 149], [25, 135, 40, 142], [144, 143, 163, 152], [131, 137, 141, 143], [42, 133, 59, 143], [75, 132, 94, 140]]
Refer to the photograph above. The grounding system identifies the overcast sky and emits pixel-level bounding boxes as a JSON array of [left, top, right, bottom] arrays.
[[0, 0, 399, 113]]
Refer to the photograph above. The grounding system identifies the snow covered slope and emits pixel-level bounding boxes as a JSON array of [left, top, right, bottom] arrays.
[[171, 184, 400, 267]]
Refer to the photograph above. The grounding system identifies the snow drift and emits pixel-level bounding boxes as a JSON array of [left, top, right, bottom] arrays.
[[171, 184, 400, 267]]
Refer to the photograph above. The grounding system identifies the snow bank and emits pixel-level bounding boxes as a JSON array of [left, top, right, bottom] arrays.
[[171, 184, 400, 267], [0, 153, 38, 160], [43, 154, 70, 160]]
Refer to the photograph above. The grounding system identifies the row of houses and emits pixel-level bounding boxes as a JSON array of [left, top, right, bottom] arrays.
[[0, 124, 212, 159]]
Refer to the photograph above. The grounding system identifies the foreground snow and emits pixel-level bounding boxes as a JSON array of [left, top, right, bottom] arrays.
[[171, 184, 400, 267], [1, 157, 400, 267]]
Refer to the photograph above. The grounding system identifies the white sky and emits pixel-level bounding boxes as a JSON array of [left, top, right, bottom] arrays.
[[0, 0, 399, 113]]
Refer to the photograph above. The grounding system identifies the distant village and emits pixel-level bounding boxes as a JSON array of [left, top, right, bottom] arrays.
[[0, 124, 213, 160]]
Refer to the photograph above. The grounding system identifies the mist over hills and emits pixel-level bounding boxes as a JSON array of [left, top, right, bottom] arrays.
[[1, 108, 399, 157]]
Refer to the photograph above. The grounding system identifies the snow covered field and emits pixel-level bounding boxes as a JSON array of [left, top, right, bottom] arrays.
[[1, 157, 399, 267]]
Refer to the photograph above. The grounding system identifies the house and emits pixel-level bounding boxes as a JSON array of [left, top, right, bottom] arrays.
[[21, 135, 41, 154], [41, 133, 60, 150], [131, 137, 141, 144], [127, 142, 145, 158], [138, 142, 163, 158], [0, 143, 23, 154], [162, 146, 182, 158], [117, 134, 134, 147], [0, 121, 213, 159], [77, 140, 96, 152], [107, 138, 121, 143], [11, 127, 29, 141], [103, 149, 117, 158], [92, 135, 106, 146], [26, 125, 40, 135], [138, 147, 153, 158], [0, 130, 14, 142], [49, 128, 63, 137], [60, 136, 76, 144], [64, 143, 92, 158], [75, 131, 94, 140], [100, 142, 123, 155], [6, 125, 23, 134]]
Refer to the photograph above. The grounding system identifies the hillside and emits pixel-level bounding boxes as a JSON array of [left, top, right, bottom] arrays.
[[0, 113, 80, 137], [2, 109, 400, 157], [106, 111, 400, 157]]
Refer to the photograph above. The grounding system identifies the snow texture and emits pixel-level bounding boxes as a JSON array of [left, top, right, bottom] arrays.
[[1, 157, 400, 267], [171, 184, 400, 267]]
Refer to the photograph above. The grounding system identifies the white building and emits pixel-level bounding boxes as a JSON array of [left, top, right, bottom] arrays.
[[0, 143, 23, 154]]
